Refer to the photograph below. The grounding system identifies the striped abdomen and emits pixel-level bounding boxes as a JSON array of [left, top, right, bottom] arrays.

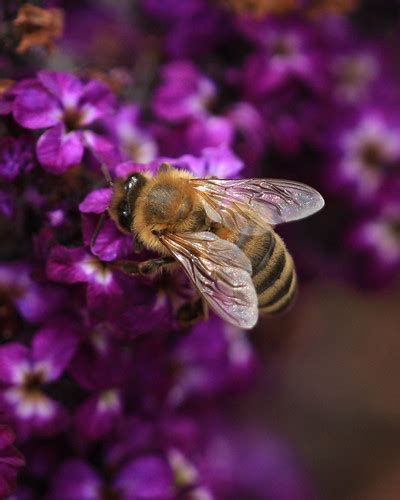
[[223, 228, 297, 315]]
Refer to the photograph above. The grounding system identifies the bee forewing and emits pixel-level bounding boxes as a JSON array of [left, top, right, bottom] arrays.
[[160, 232, 258, 329], [192, 178, 325, 230]]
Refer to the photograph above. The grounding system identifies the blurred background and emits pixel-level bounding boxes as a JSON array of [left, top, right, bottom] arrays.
[[2, 0, 400, 499]]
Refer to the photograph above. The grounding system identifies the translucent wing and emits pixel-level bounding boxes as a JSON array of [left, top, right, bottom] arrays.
[[160, 231, 258, 329], [191, 178, 325, 235]]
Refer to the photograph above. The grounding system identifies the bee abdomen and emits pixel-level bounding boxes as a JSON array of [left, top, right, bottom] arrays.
[[236, 230, 297, 315]]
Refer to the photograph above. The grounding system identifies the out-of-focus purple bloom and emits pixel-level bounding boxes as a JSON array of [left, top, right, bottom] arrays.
[[0, 322, 78, 440], [153, 115, 234, 157], [330, 51, 379, 105], [184, 116, 234, 156], [153, 61, 216, 123], [0, 136, 34, 181], [348, 184, 400, 287], [47, 245, 123, 311], [103, 104, 158, 163], [169, 318, 256, 406], [68, 323, 132, 441], [166, 146, 243, 178], [225, 102, 268, 170], [143, 0, 229, 58], [0, 189, 15, 218], [0, 263, 66, 324], [49, 455, 174, 499], [0, 424, 25, 498], [199, 426, 315, 500], [11, 71, 116, 173], [329, 110, 400, 202], [115, 455, 174, 498], [240, 18, 324, 98]]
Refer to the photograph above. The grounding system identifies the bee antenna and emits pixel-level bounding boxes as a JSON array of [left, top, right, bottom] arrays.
[[101, 164, 114, 186]]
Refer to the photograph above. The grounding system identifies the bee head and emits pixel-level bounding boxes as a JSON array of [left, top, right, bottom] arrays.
[[110, 173, 147, 233]]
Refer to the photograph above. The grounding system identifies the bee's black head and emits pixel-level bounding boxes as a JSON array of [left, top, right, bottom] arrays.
[[116, 173, 147, 231]]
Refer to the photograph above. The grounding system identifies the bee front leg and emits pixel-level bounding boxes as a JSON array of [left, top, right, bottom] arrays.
[[113, 257, 175, 276]]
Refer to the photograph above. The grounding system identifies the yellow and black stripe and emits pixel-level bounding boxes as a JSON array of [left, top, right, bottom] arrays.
[[233, 230, 297, 315]]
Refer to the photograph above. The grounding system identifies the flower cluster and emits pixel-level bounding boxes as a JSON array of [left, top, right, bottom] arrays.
[[0, 0, 399, 497]]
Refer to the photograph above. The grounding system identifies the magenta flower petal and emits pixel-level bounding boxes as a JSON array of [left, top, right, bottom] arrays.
[[115, 160, 153, 178], [37, 124, 84, 173], [16, 284, 66, 325], [0, 426, 14, 450], [0, 263, 66, 324], [0, 136, 34, 181], [47, 245, 89, 284], [83, 130, 120, 167], [79, 188, 113, 214], [1, 391, 69, 441], [185, 115, 234, 154], [69, 328, 133, 391], [153, 61, 216, 122], [115, 456, 174, 499], [0, 425, 25, 498], [38, 71, 83, 109], [49, 460, 101, 500], [32, 323, 79, 382], [79, 80, 117, 125], [0, 344, 29, 384], [13, 81, 61, 129], [47, 245, 123, 311], [75, 389, 122, 442], [82, 215, 132, 262]]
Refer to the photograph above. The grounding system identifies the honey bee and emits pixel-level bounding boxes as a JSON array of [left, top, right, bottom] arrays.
[[103, 163, 324, 329]]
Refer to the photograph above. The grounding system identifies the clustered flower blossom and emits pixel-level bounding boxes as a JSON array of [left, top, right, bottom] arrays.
[[0, 0, 399, 497]]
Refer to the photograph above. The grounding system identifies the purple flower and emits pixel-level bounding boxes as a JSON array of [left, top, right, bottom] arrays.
[[199, 426, 315, 500], [169, 318, 256, 406], [49, 455, 174, 499], [153, 115, 234, 158], [143, 0, 229, 58], [0, 136, 34, 181], [12, 71, 117, 173], [330, 51, 380, 105], [153, 62, 216, 123], [46, 245, 124, 311], [0, 263, 66, 324], [68, 323, 133, 442], [348, 185, 400, 287], [0, 424, 25, 498], [165, 146, 243, 178], [0, 188, 16, 218], [329, 110, 400, 202], [0, 321, 78, 440], [240, 18, 324, 99], [102, 104, 158, 163], [225, 102, 268, 170]]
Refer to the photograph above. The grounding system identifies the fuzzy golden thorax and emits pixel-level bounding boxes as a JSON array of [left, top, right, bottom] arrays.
[[133, 169, 207, 254]]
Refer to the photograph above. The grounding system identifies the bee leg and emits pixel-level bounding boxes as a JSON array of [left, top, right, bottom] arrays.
[[113, 257, 174, 276], [138, 257, 175, 275], [176, 298, 206, 327]]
